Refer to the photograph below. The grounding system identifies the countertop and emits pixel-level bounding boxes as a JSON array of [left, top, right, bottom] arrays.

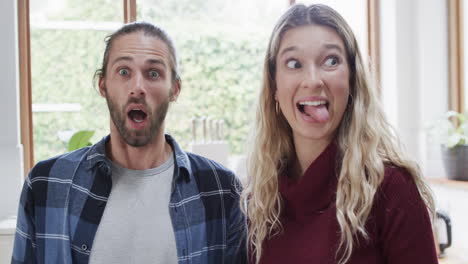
[[438, 247, 468, 264], [430, 178, 468, 264]]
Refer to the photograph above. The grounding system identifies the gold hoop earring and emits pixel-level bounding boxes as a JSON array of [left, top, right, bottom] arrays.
[[275, 101, 279, 115]]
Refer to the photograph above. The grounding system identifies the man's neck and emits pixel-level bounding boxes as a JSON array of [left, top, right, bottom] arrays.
[[106, 131, 172, 170]]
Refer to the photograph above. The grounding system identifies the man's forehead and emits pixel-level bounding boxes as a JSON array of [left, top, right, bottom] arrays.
[[108, 32, 171, 63]]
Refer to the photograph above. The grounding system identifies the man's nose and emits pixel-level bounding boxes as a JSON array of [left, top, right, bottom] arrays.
[[129, 72, 146, 97]]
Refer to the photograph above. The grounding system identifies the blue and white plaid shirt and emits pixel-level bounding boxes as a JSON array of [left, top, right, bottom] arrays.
[[12, 134, 247, 264]]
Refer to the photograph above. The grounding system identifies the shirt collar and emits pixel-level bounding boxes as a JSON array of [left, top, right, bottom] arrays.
[[84, 134, 192, 182], [165, 134, 192, 182]]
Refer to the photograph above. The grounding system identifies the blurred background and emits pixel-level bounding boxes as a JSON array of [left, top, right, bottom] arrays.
[[1, 0, 467, 263]]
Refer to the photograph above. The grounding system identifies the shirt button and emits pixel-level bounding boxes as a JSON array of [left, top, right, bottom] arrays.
[[81, 244, 88, 251]]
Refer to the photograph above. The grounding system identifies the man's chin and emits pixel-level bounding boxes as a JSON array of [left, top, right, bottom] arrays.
[[120, 129, 154, 146], [123, 136, 152, 147]]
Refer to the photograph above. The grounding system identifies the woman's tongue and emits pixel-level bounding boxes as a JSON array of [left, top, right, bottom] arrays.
[[303, 105, 330, 123]]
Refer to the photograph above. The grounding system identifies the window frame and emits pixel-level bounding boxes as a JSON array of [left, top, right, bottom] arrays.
[[448, 0, 465, 113], [18, 0, 33, 178], [18, 0, 378, 175]]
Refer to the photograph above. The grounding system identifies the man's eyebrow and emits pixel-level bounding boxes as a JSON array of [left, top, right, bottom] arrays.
[[146, 59, 166, 67], [110, 57, 167, 68]]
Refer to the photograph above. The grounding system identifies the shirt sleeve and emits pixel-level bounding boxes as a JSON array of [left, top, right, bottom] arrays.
[[11, 175, 37, 264], [225, 174, 248, 264], [376, 168, 438, 264]]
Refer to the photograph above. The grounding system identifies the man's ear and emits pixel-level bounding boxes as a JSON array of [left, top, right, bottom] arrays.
[[170, 79, 181, 102], [98, 76, 106, 98]]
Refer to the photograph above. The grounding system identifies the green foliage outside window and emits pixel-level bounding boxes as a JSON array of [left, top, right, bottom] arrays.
[[32, 0, 273, 162]]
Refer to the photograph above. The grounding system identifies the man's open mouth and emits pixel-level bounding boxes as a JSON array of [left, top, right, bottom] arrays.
[[127, 108, 148, 123]]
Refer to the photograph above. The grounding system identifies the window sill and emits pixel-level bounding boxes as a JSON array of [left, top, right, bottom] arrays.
[[428, 178, 468, 191]]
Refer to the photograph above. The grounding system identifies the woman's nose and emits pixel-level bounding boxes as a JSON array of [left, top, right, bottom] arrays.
[[301, 66, 324, 90]]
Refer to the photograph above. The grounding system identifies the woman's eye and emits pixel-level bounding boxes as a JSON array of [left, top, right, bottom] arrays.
[[118, 69, 129, 76], [286, 59, 301, 69], [324, 56, 339, 67], [149, 70, 160, 79]]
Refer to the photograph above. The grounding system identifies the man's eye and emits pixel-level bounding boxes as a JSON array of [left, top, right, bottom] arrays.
[[286, 59, 301, 69], [324, 56, 339, 67], [149, 70, 160, 79], [118, 69, 129, 76]]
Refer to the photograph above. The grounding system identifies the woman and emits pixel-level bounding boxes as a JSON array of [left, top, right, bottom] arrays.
[[241, 4, 437, 264]]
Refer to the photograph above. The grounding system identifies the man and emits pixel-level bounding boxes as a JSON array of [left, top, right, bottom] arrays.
[[12, 22, 246, 264]]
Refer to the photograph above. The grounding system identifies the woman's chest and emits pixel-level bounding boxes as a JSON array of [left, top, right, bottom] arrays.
[[260, 208, 384, 264]]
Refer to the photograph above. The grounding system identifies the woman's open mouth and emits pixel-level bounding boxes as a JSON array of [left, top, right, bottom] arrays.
[[296, 100, 330, 123]]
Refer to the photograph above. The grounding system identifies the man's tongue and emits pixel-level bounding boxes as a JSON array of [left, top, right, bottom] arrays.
[[303, 105, 330, 123], [129, 110, 146, 123]]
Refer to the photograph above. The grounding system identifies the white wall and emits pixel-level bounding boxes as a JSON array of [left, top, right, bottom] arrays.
[[380, 0, 448, 177], [0, 0, 23, 220], [416, 0, 449, 178], [1, 2, 24, 261]]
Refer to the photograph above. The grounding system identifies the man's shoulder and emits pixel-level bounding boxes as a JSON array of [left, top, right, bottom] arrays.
[[29, 146, 92, 180], [184, 152, 241, 191], [185, 152, 232, 173]]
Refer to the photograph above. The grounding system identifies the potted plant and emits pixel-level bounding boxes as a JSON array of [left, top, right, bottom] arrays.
[[429, 111, 468, 181], [68, 130, 94, 151]]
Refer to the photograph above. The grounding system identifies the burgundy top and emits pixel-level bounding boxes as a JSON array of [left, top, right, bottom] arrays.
[[259, 143, 438, 264]]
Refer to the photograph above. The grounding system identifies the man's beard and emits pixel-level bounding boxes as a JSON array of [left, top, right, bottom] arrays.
[[105, 90, 170, 147]]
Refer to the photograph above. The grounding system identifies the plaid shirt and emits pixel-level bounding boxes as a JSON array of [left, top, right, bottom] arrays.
[[12, 135, 247, 264]]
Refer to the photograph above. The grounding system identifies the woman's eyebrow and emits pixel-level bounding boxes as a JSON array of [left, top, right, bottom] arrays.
[[278, 46, 298, 57], [323, 43, 344, 54]]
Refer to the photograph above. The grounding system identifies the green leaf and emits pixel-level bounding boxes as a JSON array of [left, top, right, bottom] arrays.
[[68, 130, 95, 151]]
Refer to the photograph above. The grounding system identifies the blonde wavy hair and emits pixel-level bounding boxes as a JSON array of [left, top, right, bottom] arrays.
[[241, 4, 435, 264]]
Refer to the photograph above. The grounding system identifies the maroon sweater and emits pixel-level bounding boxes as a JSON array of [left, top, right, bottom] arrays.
[[259, 143, 438, 264]]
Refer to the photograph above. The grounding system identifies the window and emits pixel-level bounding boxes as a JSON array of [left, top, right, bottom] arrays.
[[29, 0, 123, 162], [19, 0, 376, 171], [137, 0, 288, 153]]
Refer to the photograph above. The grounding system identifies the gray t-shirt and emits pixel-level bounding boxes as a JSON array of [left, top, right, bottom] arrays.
[[89, 155, 178, 264]]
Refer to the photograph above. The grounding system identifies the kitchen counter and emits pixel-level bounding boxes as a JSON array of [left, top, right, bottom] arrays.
[[438, 247, 468, 264], [430, 178, 468, 264]]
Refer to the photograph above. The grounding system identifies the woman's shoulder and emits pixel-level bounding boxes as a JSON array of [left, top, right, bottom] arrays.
[[369, 167, 437, 263], [380, 166, 415, 191], [375, 165, 427, 211]]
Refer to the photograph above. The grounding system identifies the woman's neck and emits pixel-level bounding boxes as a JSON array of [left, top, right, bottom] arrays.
[[292, 136, 333, 178]]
